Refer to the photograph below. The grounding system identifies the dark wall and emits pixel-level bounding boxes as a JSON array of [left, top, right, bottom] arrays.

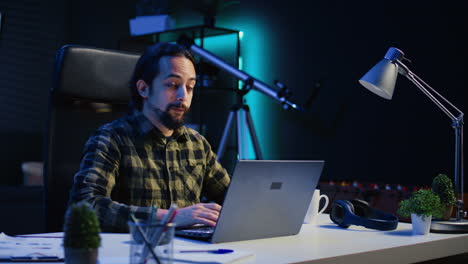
[[0, 0, 69, 184], [68, 0, 133, 49], [0, 0, 134, 184], [220, 0, 467, 189]]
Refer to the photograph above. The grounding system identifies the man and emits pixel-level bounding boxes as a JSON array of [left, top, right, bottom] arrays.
[[69, 43, 231, 232]]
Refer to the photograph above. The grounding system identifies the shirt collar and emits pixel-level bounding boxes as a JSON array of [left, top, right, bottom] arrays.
[[132, 110, 189, 142]]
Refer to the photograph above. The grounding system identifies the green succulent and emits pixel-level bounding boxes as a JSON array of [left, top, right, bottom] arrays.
[[398, 189, 444, 219], [63, 202, 101, 249], [431, 173, 456, 206]]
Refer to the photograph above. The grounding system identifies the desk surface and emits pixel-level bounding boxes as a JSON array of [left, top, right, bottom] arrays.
[[97, 214, 468, 264], [14, 214, 468, 264]]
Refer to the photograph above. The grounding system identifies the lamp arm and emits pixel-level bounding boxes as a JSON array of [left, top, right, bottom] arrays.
[[396, 60, 461, 122], [396, 60, 466, 220], [413, 73, 464, 116], [455, 120, 465, 220]]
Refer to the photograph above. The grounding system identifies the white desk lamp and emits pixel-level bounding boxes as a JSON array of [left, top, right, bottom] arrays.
[[359, 47, 467, 233]]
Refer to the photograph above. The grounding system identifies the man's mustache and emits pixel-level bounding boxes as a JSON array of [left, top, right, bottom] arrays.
[[167, 102, 188, 112]]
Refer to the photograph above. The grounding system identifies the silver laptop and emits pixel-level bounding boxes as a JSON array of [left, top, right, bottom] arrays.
[[176, 160, 324, 243]]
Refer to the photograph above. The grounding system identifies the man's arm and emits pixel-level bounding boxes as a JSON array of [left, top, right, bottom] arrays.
[[200, 137, 231, 205], [69, 129, 152, 232], [71, 127, 231, 230]]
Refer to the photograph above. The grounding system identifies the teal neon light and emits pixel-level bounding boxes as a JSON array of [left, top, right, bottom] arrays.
[[192, 23, 276, 159]]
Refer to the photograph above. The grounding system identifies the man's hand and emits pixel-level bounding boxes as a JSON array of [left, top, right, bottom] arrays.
[[172, 203, 222, 227]]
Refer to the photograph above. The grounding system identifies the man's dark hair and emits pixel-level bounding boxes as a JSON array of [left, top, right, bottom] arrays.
[[129, 42, 196, 110]]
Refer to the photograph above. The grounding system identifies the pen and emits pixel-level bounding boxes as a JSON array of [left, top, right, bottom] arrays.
[[151, 203, 178, 247], [141, 204, 178, 262], [174, 249, 234, 254], [148, 205, 157, 225], [129, 213, 162, 264]]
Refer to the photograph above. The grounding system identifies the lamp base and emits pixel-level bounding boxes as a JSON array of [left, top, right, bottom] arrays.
[[430, 219, 468, 233]]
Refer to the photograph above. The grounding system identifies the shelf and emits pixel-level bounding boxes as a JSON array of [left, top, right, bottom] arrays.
[[119, 25, 240, 53]]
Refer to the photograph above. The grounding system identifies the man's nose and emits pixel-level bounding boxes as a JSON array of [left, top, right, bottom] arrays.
[[176, 85, 188, 101]]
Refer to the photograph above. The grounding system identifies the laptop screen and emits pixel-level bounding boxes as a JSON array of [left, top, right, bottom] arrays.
[[209, 160, 325, 243]]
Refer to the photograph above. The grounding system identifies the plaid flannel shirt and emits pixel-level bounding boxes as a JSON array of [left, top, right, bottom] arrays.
[[69, 110, 230, 232]]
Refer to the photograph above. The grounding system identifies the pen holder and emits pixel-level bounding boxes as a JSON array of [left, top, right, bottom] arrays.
[[128, 221, 175, 264]]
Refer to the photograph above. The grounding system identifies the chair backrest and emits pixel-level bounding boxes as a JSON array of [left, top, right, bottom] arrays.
[[43, 45, 140, 232]]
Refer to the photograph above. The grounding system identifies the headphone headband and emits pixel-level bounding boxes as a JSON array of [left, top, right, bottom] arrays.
[[330, 199, 398, 231]]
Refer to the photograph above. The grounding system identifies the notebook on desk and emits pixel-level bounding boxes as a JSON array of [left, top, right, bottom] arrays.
[[176, 160, 325, 243]]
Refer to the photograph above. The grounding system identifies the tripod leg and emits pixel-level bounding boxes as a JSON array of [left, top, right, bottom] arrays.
[[217, 110, 236, 161], [236, 110, 248, 160], [244, 108, 263, 160]]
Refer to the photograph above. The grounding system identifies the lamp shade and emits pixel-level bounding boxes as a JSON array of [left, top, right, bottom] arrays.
[[358, 47, 405, 100]]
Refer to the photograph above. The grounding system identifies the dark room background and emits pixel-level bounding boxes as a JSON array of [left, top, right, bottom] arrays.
[[0, 0, 466, 233]]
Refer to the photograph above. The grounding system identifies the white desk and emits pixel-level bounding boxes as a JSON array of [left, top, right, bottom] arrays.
[[94, 214, 468, 264], [10, 214, 468, 264]]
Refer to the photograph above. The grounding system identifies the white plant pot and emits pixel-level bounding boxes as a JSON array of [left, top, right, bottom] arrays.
[[411, 213, 432, 235]]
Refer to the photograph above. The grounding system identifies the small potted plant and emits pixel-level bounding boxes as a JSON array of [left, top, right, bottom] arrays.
[[398, 189, 444, 235], [63, 202, 101, 264], [431, 173, 456, 220]]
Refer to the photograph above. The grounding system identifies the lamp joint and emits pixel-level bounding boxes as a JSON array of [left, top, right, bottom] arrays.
[[455, 200, 467, 220], [452, 114, 464, 128]]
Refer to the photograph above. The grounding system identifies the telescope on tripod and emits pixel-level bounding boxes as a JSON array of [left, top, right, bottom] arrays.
[[178, 35, 303, 160]]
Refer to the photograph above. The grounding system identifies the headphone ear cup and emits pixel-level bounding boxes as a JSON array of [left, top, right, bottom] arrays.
[[330, 200, 355, 228], [350, 199, 371, 218], [351, 199, 369, 207]]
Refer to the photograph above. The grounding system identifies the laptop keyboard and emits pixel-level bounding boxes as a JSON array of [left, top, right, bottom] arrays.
[[175, 226, 215, 238], [186, 226, 214, 234]]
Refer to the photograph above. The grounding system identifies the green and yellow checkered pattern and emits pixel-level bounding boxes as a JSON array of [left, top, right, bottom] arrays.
[[69, 111, 230, 232]]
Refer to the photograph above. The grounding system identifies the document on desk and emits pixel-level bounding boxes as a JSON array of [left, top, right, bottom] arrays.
[[172, 246, 255, 264], [101, 245, 254, 264], [0, 232, 63, 260]]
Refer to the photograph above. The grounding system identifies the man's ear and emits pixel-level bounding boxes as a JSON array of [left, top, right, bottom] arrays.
[[136, 80, 149, 99]]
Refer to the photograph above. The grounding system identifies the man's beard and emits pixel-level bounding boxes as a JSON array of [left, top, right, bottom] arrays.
[[155, 102, 188, 130]]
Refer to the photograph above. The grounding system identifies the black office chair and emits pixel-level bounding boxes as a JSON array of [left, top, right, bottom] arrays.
[[43, 45, 140, 232]]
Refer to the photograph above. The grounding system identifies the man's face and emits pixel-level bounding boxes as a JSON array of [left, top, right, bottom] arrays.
[[145, 56, 196, 129]]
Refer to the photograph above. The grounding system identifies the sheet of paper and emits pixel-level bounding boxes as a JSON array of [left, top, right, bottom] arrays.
[[100, 245, 255, 264], [0, 232, 63, 258], [0, 233, 254, 264], [172, 246, 255, 264]]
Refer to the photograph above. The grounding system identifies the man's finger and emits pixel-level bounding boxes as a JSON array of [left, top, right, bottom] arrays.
[[197, 210, 219, 221], [202, 203, 222, 212], [193, 216, 217, 227]]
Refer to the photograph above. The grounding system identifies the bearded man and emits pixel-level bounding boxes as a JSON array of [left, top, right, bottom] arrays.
[[69, 43, 230, 232]]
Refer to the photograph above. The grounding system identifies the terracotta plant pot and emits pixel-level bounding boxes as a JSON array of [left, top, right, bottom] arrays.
[[442, 205, 454, 220], [64, 247, 98, 264]]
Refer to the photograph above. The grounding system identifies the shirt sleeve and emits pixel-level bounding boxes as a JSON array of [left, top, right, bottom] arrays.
[[69, 128, 152, 233], [200, 137, 231, 204]]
